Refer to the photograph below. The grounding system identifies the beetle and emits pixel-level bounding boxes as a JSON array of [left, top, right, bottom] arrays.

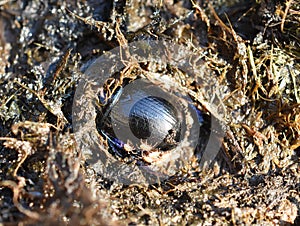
[[96, 78, 204, 164]]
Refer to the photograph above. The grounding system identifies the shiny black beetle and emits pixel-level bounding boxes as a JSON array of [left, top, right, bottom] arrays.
[[96, 79, 204, 162]]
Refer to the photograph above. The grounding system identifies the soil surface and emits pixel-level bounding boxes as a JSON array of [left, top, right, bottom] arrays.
[[0, 0, 299, 225]]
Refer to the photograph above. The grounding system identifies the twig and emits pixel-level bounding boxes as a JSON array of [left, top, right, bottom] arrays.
[[281, 0, 293, 32]]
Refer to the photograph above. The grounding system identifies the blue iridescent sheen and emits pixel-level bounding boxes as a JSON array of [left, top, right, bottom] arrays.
[[98, 85, 204, 155]]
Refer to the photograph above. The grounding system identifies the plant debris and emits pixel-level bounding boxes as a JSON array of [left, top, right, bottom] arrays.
[[0, 0, 299, 225]]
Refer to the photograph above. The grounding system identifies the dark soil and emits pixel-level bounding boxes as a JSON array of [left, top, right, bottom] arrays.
[[0, 0, 299, 225]]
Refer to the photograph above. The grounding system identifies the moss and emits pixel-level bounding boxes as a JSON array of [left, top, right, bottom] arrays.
[[0, 0, 299, 225]]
